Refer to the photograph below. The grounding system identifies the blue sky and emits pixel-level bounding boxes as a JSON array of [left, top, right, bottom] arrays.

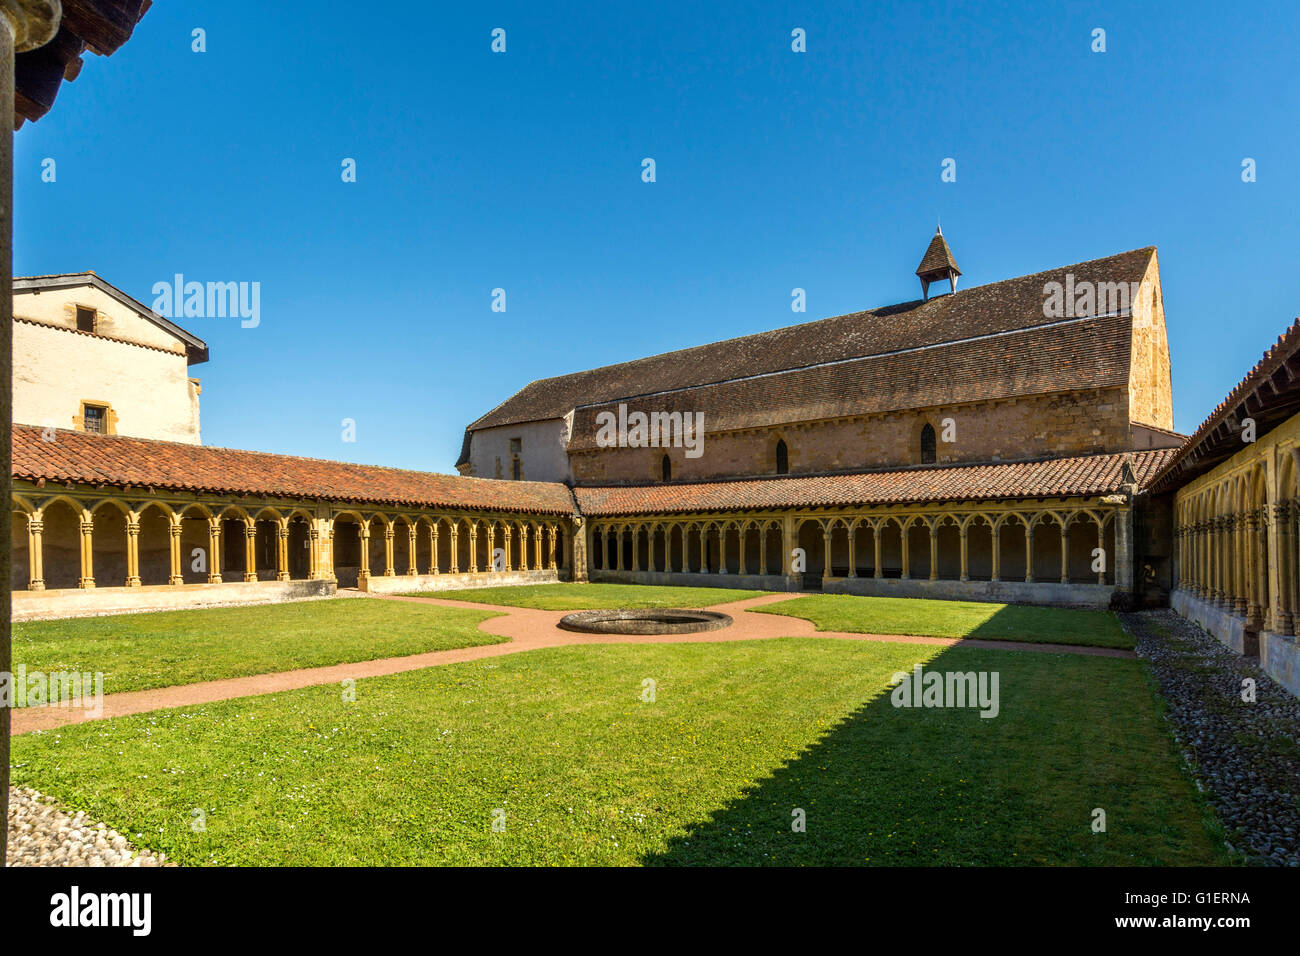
[[14, 0, 1299, 471]]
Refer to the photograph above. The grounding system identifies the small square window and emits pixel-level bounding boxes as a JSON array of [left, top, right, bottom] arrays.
[[83, 405, 107, 434], [75, 307, 96, 333], [509, 438, 522, 453]]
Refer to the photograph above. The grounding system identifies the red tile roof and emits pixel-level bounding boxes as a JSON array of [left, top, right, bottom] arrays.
[[12, 427, 1176, 521], [572, 449, 1178, 517], [1147, 319, 1300, 494], [12, 426, 576, 515]]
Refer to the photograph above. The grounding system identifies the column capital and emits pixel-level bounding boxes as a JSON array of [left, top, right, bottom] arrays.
[[0, 0, 61, 52]]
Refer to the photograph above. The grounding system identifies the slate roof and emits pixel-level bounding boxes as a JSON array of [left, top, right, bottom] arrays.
[[572, 448, 1177, 517], [462, 246, 1156, 459], [12, 426, 576, 515]]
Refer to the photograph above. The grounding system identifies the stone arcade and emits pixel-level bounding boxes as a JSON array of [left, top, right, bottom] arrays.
[[10, 230, 1300, 694]]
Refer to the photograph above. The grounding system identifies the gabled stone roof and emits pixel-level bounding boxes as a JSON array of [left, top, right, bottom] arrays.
[[463, 247, 1156, 452], [12, 426, 576, 516], [573, 448, 1177, 517], [567, 312, 1132, 450]]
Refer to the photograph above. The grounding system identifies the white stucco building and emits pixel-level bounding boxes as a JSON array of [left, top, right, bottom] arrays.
[[12, 272, 208, 444]]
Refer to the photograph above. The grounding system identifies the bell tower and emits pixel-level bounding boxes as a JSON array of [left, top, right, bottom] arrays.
[[915, 225, 961, 301]]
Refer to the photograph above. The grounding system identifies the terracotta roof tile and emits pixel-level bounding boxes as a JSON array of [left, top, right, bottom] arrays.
[[1146, 318, 1300, 493], [12, 425, 575, 515], [573, 449, 1177, 517]]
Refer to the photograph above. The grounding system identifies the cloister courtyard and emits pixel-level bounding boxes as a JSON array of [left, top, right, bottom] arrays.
[[10, 581, 1293, 867]]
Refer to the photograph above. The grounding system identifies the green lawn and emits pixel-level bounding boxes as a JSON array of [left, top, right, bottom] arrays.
[[754, 594, 1133, 649], [414, 582, 767, 610], [10, 639, 1223, 865], [12, 599, 504, 700]]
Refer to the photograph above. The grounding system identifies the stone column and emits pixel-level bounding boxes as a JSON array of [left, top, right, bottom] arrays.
[[1059, 523, 1070, 585], [1197, 521, 1207, 599], [535, 524, 543, 570], [632, 527, 641, 572], [206, 520, 222, 584], [1248, 511, 1265, 629], [572, 516, 590, 582], [737, 528, 746, 576], [928, 525, 939, 581], [900, 524, 911, 580], [358, 527, 371, 585], [468, 526, 480, 573], [408, 526, 419, 575], [2, 0, 67, 874], [78, 519, 96, 588], [168, 520, 183, 585], [1113, 505, 1135, 603], [243, 520, 257, 582], [380, 527, 395, 576], [781, 514, 796, 581], [25, 517, 43, 590], [1097, 520, 1107, 585], [1233, 514, 1247, 615], [125, 517, 141, 587], [959, 525, 969, 582], [759, 527, 768, 576], [449, 526, 459, 574], [991, 525, 1001, 582], [874, 526, 883, 579], [308, 527, 321, 579], [1024, 524, 1035, 583], [429, 524, 439, 574], [486, 525, 497, 573], [1275, 503, 1295, 635], [822, 525, 832, 581], [277, 525, 290, 581], [847, 526, 857, 578], [648, 528, 657, 574], [1216, 516, 1229, 608]]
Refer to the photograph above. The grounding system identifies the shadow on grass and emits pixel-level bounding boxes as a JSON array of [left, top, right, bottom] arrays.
[[759, 595, 1132, 649], [642, 644, 1221, 866]]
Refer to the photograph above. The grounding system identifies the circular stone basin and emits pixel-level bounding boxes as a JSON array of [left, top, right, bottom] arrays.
[[558, 608, 733, 635]]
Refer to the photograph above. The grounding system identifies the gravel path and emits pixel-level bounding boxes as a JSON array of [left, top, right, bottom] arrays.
[[1123, 608, 1300, 867], [5, 787, 170, 867]]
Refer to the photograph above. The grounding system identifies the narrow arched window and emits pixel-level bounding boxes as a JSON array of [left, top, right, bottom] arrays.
[[662, 454, 672, 482], [775, 439, 789, 475], [920, 424, 937, 464]]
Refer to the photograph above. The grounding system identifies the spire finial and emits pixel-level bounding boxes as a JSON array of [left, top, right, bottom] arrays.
[[915, 224, 961, 301]]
